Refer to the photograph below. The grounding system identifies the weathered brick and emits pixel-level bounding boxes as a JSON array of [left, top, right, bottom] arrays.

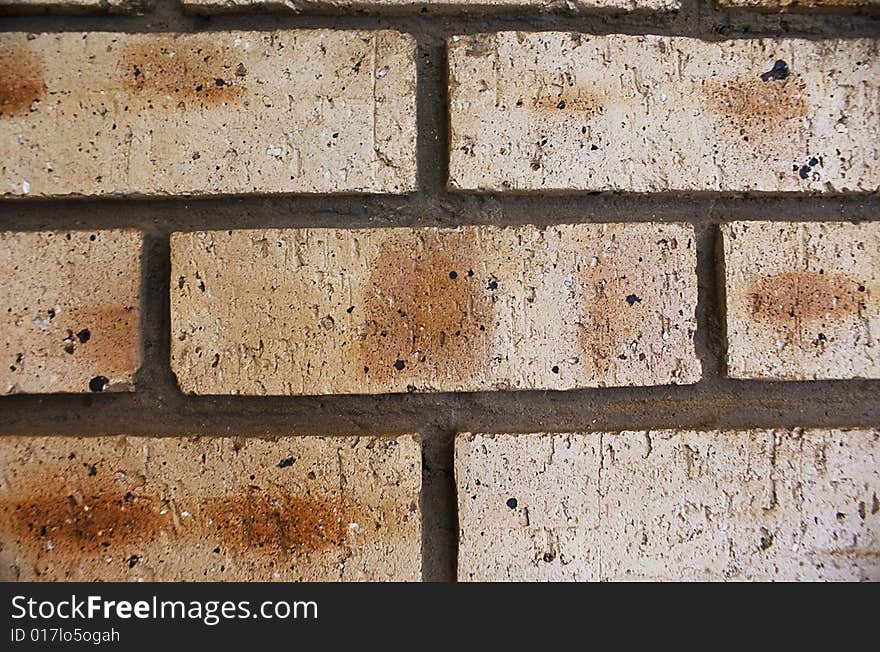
[[0, 434, 421, 581], [448, 33, 879, 192], [0, 230, 142, 395], [183, 0, 680, 13], [717, 0, 879, 12], [456, 429, 880, 581], [170, 224, 700, 395], [0, 0, 137, 11], [723, 221, 879, 380], [0, 30, 416, 198]]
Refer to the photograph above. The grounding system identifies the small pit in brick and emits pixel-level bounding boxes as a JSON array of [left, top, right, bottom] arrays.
[[89, 376, 109, 393]]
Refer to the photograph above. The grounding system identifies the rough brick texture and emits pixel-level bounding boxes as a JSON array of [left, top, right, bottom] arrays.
[[456, 430, 880, 581], [170, 224, 700, 395], [717, 0, 880, 12], [448, 33, 880, 192], [183, 0, 680, 13], [0, 434, 421, 581], [0, 230, 142, 395], [0, 30, 416, 198], [723, 221, 879, 380]]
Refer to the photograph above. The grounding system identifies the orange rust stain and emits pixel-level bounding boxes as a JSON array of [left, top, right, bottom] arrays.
[[205, 494, 348, 552], [0, 42, 47, 118], [745, 272, 865, 326], [61, 304, 140, 377], [576, 237, 683, 377], [578, 270, 644, 376], [0, 471, 370, 561], [703, 74, 808, 145], [0, 477, 165, 558], [359, 231, 496, 385], [531, 73, 602, 114], [121, 38, 247, 108]]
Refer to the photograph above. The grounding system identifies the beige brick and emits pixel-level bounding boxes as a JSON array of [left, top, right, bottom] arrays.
[[448, 33, 879, 192], [0, 434, 421, 581], [723, 221, 879, 380], [0, 230, 142, 395], [170, 224, 700, 395], [0, 31, 416, 198], [183, 0, 680, 13], [0, 0, 136, 11], [717, 0, 879, 12], [456, 429, 880, 581]]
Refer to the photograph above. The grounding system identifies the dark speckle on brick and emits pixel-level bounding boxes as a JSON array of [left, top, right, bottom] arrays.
[[89, 376, 109, 392], [278, 457, 295, 469], [760, 60, 790, 82], [626, 294, 642, 306], [506, 497, 518, 509]]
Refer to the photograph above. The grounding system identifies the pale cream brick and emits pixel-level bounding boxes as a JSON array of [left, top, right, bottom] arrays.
[[448, 33, 879, 192], [456, 429, 880, 581], [0, 434, 421, 581], [170, 224, 700, 395], [723, 221, 879, 380], [718, 0, 879, 12], [0, 230, 142, 395], [0, 30, 416, 198], [183, 0, 680, 13]]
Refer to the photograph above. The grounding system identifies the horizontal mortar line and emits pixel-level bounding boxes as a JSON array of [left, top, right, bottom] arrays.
[[0, 381, 877, 424], [0, 197, 878, 230], [0, 13, 879, 39], [0, 10, 880, 32]]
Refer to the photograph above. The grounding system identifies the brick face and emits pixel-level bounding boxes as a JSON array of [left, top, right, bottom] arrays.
[[170, 224, 700, 395], [448, 33, 880, 192], [0, 230, 143, 395], [456, 430, 880, 581], [723, 221, 879, 380], [183, 0, 680, 12], [0, 3, 877, 586], [0, 30, 416, 198], [0, 435, 422, 581]]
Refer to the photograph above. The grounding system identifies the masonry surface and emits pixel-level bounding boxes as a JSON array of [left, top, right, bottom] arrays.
[[0, 0, 878, 582]]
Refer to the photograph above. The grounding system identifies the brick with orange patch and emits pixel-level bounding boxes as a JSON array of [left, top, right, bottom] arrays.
[[121, 37, 247, 109], [360, 230, 497, 385], [723, 221, 880, 380], [0, 40, 46, 118], [0, 435, 422, 581]]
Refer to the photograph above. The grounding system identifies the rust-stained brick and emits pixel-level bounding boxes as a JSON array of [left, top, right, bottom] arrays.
[[0, 230, 142, 395], [0, 30, 416, 198], [456, 430, 880, 581], [448, 33, 879, 192], [170, 224, 700, 395], [723, 221, 880, 380], [0, 434, 422, 581], [183, 0, 680, 13]]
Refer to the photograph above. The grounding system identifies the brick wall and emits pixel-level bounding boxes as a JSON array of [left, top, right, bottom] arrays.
[[0, 1, 878, 582]]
